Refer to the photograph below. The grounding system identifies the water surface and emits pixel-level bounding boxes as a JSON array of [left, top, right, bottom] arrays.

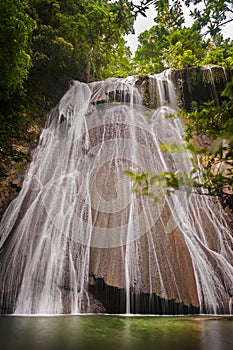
[[0, 315, 232, 350]]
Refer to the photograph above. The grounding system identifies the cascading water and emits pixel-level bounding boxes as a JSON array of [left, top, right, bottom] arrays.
[[0, 70, 232, 315]]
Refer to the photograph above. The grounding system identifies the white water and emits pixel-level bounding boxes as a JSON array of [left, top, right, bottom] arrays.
[[203, 65, 221, 105], [0, 71, 232, 315]]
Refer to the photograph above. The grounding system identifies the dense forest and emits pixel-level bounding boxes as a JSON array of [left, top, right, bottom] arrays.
[[0, 0, 233, 213]]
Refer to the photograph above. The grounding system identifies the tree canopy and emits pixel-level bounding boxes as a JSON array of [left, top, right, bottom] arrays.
[[1, 0, 233, 106], [0, 0, 137, 109], [25, 0, 136, 109], [0, 0, 35, 100], [134, 0, 233, 73]]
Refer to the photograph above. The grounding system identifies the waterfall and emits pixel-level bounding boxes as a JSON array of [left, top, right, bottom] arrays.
[[0, 71, 232, 315], [203, 65, 220, 105]]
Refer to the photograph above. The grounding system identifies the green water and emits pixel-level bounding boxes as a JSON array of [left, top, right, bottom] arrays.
[[0, 315, 232, 350]]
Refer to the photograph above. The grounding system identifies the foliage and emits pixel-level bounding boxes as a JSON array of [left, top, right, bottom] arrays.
[[0, 0, 36, 100], [1, 0, 233, 211], [163, 27, 205, 69], [201, 39, 233, 69], [183, 79, 233, 205], [141, 0, 233, 40], [25, 0, 135, 110], [184, 0, 233, 41], [133, 24, 169, 74], [134, 24, 206, 72], [128, 78, 233, 207], [0, 0, 137, 188], [182, 79, 233, 140], [154, 0, 185, 29], [125, 169, 194, 203], [134, 0, 233, 73], [131, 0, 233, 206]]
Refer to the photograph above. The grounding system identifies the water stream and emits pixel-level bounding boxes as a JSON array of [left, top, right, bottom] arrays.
[[0, 70, 232, 315]]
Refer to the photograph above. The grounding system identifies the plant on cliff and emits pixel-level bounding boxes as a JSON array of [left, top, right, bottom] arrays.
[[180, 78, 233, 204]]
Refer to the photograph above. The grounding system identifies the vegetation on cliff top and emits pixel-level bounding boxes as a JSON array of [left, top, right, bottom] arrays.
[[0, 0, 233, 211]]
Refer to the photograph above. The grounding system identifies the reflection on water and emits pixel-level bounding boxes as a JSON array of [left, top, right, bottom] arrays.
[[0, 315, 232, 350]]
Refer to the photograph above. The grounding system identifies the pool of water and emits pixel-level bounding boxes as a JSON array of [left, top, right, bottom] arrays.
[[0, 315, 232, 350]]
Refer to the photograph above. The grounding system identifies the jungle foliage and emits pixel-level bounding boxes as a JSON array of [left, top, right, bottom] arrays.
[[1, 0, 233, 108], [129, 0, 233, 207], [0, 0, 35, 101], [134, 0, 233, 73], [0, 0, 136, 175], [0, 0, 233, 207]]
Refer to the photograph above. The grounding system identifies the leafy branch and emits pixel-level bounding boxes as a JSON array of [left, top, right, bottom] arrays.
[[126, 142, 233, 206]]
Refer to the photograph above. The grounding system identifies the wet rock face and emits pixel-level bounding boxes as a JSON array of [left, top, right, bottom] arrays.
[[0, 66, 230, 220], [0, 68, 232, 315], [86, 68, 233, 314], [89, 277, 199, 315], [171, 66, 232, 110], [135, 66, 231, 110]]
